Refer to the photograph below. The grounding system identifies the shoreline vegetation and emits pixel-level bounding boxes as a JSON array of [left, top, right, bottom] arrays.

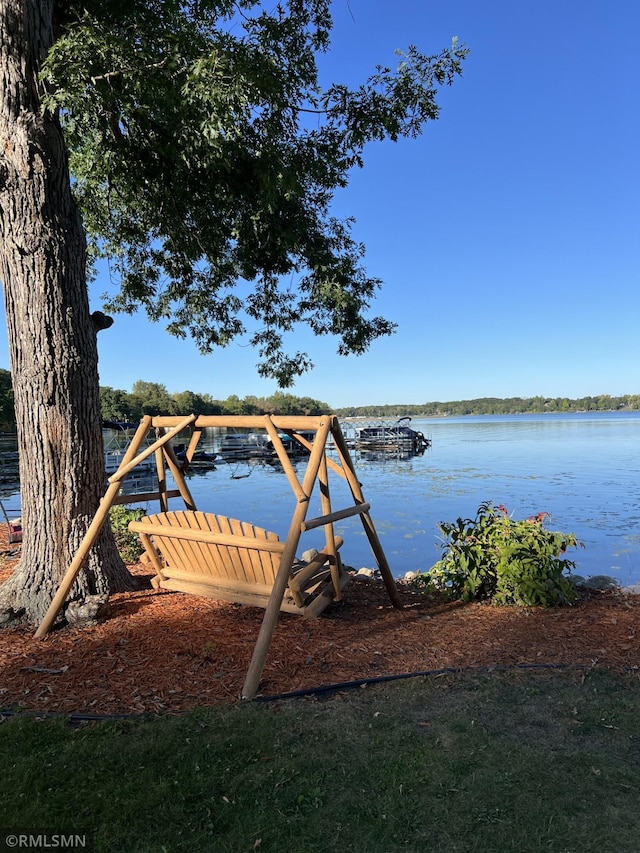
[[0, 367, 638, 430], [102, 390, 639, 422], [335, 394, 640, 418]]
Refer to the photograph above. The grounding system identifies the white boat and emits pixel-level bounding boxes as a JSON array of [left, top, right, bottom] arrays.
[[217, 432, 270, 459], [348, 417, 431, 455], [103, 421, 157, 474]]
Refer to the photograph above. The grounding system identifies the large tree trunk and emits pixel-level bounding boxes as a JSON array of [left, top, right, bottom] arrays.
[[0, 0, 134, 625]]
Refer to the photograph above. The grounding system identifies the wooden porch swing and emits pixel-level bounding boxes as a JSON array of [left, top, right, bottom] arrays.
[[35, 414, 401, 698]]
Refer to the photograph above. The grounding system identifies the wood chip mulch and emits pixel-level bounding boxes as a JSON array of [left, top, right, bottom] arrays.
[[1, 533, 639, 716]]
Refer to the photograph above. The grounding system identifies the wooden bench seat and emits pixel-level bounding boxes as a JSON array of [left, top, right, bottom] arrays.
[[129, 510, 348, 618]]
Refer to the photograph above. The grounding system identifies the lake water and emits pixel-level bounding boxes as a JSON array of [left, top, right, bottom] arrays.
[[2, 412, 639, 586], [180, 412, 640, 587]]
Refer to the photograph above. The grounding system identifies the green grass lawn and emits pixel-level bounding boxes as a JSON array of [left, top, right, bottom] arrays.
[[2, 667, 639, 852]]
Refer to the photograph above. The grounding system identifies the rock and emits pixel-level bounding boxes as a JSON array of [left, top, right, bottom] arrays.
[[621, 584, 640, 595], [65, 594, 111, 626], [354, 567, 381, 582], [575, 575, 620, 591], [301, 548, 319, 564], [404, 571, 418, 581]]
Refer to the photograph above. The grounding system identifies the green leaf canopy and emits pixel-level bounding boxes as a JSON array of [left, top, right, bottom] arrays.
[[44, 0, 468, 384]]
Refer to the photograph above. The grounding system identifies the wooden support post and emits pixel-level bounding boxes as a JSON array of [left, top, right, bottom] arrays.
[[181, 427, 203, 472], [318, 452, 342, 600], [155, 445, 169, 513], [110, 489, 182, 506], [107, 414, 197, 484], [241, 417, 333, 699], [331, 420, 402, 609], [262, 415, 306, 502], [301, 502, 371, 531], [34, 416, 155, 638], [288, 536, 344, 594], [288, 430, 348, 482], [35, 416, 200, 638], [159, 434, 197, 512]]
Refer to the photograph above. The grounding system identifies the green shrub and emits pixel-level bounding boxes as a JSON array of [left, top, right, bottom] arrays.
[[414, 501, 582, 606], [109, 504, 146, 564]]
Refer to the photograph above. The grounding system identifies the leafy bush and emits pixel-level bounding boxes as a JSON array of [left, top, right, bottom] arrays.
[[109, 505, 146, 564], [414, 502, 582, 606]]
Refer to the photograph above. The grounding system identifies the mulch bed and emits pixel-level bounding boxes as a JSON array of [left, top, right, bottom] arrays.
[[1, 528, 639, 716]]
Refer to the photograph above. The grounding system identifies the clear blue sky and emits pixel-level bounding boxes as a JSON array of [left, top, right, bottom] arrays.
[[1, 0, 638, 408]]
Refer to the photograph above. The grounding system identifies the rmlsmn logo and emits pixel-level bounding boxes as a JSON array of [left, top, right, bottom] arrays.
[[2, 834, 89, 850]]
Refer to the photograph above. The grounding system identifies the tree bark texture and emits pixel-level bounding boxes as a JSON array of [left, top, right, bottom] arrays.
[[0, 0, 134, 624]]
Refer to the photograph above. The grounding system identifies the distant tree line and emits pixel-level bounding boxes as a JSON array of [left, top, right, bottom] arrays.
[[0, 368, 637, 431], [99, 381, 330, 422], [0, 371, 329, 429], [334, 394, 640, 418]]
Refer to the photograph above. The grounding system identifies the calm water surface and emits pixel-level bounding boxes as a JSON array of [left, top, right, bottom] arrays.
[[2, 412, 639, 585], [183, 412, 640, 586]]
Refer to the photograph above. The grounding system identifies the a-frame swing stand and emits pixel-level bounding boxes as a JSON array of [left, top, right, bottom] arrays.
[[35, 414, 401, 698]]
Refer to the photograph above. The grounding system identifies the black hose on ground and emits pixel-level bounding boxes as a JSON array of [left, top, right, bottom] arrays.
[[0, 661, 594, 723]]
